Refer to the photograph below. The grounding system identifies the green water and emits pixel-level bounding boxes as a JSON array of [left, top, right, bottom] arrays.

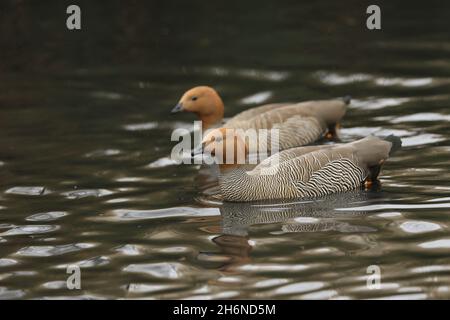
[[1, 0, 450, 299]]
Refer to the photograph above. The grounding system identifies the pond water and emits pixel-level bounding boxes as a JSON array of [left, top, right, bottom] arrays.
[[1, 1, 450, 299]]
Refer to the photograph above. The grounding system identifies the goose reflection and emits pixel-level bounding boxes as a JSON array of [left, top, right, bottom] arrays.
[[220, 189, 380, 236], [207, 189, 381, 272]]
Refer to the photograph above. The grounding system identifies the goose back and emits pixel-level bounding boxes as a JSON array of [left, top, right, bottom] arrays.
[[224, 99, 348, 150]]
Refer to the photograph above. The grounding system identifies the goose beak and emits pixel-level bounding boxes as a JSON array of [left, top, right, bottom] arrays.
[[171, 103, 184, 114], [191, 144, 203, 158]]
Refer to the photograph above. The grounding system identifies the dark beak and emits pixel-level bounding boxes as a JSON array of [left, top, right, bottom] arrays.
[[191, 144, 203, 158], [171, 103, 183, 114]]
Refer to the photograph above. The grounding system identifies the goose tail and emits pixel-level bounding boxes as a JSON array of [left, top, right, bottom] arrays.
[[342, 95, 352, 105], [384, 135, 402, 156]]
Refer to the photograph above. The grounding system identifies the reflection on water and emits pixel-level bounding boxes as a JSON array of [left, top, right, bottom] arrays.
[[1, 1, 450, 299], [219, 191, 376, 237]]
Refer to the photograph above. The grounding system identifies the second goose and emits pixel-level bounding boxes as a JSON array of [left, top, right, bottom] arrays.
[[172, 86, 349, 149]]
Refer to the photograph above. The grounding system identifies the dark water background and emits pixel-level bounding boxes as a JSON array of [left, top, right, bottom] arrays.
[[1, 0, 450, 299]]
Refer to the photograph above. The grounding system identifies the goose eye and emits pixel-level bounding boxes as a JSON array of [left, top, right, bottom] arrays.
[[191, 96, 198, 101]]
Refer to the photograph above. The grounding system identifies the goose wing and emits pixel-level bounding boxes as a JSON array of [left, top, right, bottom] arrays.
[[273, 115, 327, 149], [292, 158, 368, 197], [225, 99, 348, 149], [252, 144, 340, 173], [250, 136, 394, 193], [226, 99, 347, 129], [224, 103, 291, 127]]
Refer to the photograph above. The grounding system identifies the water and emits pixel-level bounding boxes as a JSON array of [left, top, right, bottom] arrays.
[[1, 1, 450, 299]]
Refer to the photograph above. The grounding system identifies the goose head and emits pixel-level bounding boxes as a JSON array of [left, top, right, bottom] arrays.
[[172, 86, 225, 129], [201, 128, 248, 170]]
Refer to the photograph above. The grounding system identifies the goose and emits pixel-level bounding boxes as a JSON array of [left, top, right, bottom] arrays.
[[172, 86, 350, 149], [200, 128, 401, 202]]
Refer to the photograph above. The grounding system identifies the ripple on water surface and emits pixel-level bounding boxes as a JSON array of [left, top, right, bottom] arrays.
[[0, 225, 59, 237], [16, 244, 96, 257], [26, 212, 68, 222]]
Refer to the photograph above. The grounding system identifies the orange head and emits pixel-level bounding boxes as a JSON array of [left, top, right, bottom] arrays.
[[171, 86, 225, 129], [201, 128, 248, 170]]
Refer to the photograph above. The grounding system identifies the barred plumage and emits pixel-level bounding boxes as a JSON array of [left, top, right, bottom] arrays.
[[217, 136, 396, 202]]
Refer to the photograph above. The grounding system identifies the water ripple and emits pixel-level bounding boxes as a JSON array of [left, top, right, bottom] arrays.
[[240, 91, 273, 105], [84, 149, 122, 158], [351, 97, 411, 110], [123, 122, 158, 131], [336, 202, 450, 211], [0, 259, 18, 267], [418, 239, 450, 249], [26, 211, 68, 222], [274, 281, 325, 295], [16, 243, 96, 257], [62, 189, 113, 199], [124, 263, 194, 279], [399, 221, 441, 234], [0, 287, 25, 299], [0, 225, 59, 236], [5, 186, 47, 196], [104, 207, 220, 221], [390, 113, 450, 123]]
